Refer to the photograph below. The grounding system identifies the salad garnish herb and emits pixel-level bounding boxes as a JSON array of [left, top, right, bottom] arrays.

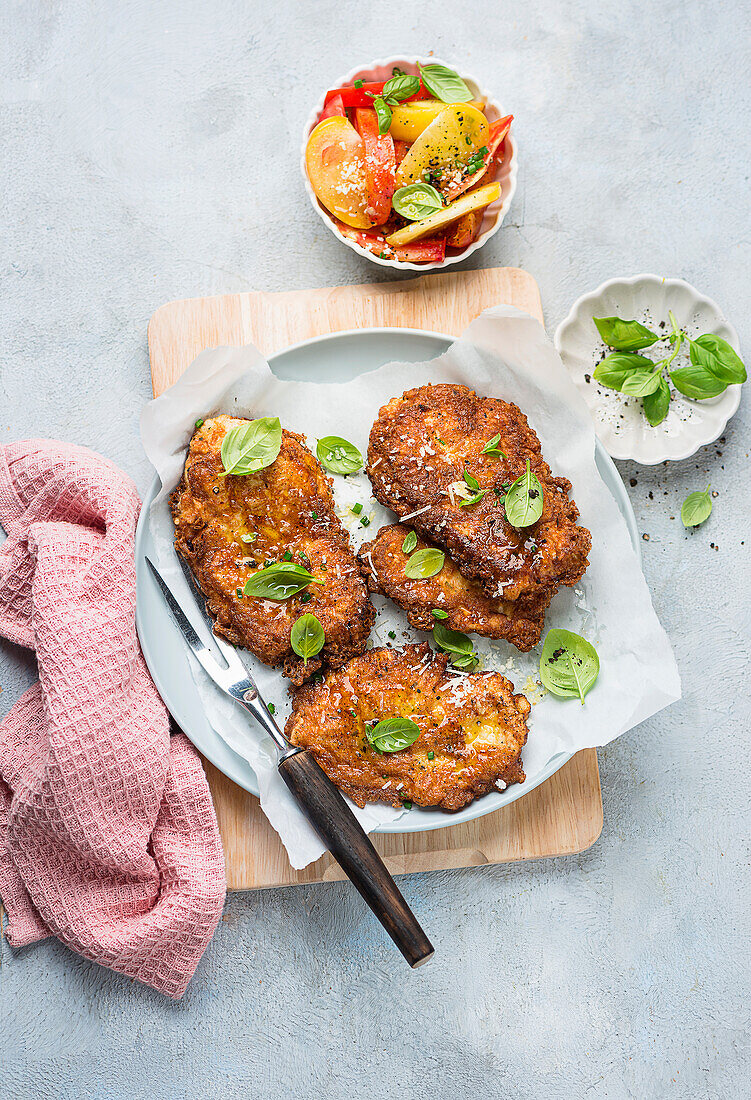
[[366, 717, 420, 753], [404, 547, 445, 579], [432, 622, 479, 671], [417, 63, 472, 104], [368, 72, 421, 134], [593, 311, 747, 425], [220, 417, 282, 476], [459, 468, 487, 508], [316, 435, 363, 475], [290, 613, 325, 665], [481, 433, 507, 458], [392, 183, 444, 221], [244, 562, 323, 601], [539, 628, 599, 704], [401, 530, 418, 553], [503, 460, 544, 527], [680, 485, 712, 528]]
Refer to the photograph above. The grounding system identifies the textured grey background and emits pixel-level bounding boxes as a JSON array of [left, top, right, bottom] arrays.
[[1, 1, 749, 1097]]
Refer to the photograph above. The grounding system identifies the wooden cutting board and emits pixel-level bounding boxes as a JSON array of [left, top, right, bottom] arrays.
[[148, 267, 603, 889]]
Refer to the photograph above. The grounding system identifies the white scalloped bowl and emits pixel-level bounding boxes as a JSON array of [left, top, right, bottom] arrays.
[[300, 55, 517, 272], [554, 274, 743, 464]]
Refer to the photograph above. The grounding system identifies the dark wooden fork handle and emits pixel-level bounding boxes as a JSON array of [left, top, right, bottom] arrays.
[[278, 749, 434, 968]]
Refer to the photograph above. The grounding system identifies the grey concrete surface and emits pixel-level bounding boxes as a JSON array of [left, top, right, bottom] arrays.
[[1, 2, 749, 1097]]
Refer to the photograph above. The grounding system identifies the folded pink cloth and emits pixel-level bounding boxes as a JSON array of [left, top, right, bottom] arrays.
[[0, 440, 226, 998]]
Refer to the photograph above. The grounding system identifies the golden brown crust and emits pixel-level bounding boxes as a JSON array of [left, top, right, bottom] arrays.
[[357, 524, 545, 650], [171, 415, 374, 685], [366, 384, 591, 606], [286, 644, 531, 811]]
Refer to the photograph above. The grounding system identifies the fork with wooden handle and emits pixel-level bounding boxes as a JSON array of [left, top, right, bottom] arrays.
[[145, 556, 434, 968]]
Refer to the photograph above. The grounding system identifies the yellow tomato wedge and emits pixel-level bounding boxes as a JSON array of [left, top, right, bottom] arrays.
[[389, 99, 485, 142], [385, 182, 500, 247], [395, 103, 489, 189], [305, 116, 375, 229]]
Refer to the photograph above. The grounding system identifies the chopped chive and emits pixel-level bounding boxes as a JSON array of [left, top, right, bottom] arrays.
[[267, 703, 276, 715], [354, 78, 363, 88], [351, 502, 363, 515], [360, 516, 370, 527], [311, 511, 318, 520], [236, 588, 243, 597], [402, 800, 412, 810], [427, 751, 435, 760], [299, 592, 312, 603], [282, 551, 292, 561], [195, 418, 204, 428], [431, 609, 448, 619], [388, 630, 396, 640]]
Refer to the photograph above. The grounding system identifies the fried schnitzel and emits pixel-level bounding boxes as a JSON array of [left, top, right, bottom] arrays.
[[358, 524, 545, 650], [286, 644, 531, 811], [171, 415, 374, 685], [367, 384, 591, 609]]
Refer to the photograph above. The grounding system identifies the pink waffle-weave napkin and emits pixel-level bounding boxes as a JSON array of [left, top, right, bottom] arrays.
[[0, 440, 226, 998]]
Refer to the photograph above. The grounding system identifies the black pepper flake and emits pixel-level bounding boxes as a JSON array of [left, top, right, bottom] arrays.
[[630, 478, 637, 487]]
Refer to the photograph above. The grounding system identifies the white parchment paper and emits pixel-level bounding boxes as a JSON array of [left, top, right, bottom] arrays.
[[140, 307, 681, 867]]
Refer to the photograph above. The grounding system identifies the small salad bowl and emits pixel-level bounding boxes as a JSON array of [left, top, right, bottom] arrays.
[[301, 55, 518, 272], [555, 274, 744, 465]]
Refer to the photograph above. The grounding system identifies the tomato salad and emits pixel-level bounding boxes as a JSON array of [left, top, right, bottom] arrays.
[[305, 62, 513, 264]]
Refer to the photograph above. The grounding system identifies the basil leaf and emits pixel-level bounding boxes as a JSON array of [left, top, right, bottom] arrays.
[[373, 96, 392, 134], [459, 489, 487, 508], [689, 335, 747, 385], [593, 316, 658, 351], [620, 369, 663, 397], [244, 561, 323, 600], [382, 73, 421, 102], [482, 433, 507, 458], [220, 417, 282, 476], [503, 460, 543, 528], [290, 612, 325, 665], [316, 436, 363, 475], [463, 469, 479, 490], [680, 485, 712, 528], [670, 362, 727, 400], [433, 622, 479, 671], [431, 608, 448, 619], [593, 353, 655, 392], [417, 63, 472, 103], [404, 548, 445, 579], [401, 530, 418, 554], [366, 717, 420, 754], [642, 376, 670, 426], [539, 628, 599, 704], [392, 183, 444, 221]]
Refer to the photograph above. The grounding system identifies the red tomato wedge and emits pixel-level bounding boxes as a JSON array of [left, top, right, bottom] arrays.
[[333, 221, 445, 263], [324, 80, 429, 110], [319, 94, 346, 120], [353, 108, 396, 223], [443, 114, 513, 202], [393, 140, 410, 169], [446, 209, 484, 249]]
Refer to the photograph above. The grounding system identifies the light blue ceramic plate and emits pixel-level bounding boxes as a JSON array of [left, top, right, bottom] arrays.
[[135, 328, 640, 835]]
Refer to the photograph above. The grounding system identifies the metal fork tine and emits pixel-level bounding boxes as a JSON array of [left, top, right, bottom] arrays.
[[173, 552, 256, 682], [144, 557, 230, 685]]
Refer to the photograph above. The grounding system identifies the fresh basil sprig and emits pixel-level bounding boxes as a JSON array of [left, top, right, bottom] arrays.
[[290, 612, 325, 665], [680, 485, 712, 528], [220, 417, 282, 476], [366, 717, 420, 753], [459, 468, 487, 508], [539, 628, 599, 704], [244, 562, 323, 600], [417, 63, 472, 103], [593, 316, 659, 351], [316, 436, 363, 475], [503, 460, 543, 528], [401, 530, 418, 554], [481, 433, 507, 458], [369, 72, 421, 134], [404, 547, 445, 579], [392, 183, 444, 221], [592, 311, 746, 426], [432, 622, 479, 671]]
